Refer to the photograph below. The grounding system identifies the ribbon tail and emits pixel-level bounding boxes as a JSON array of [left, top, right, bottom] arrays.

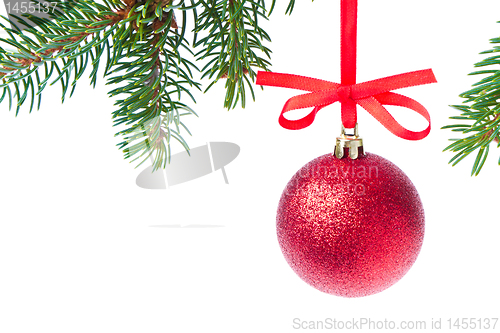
[[352, 69, 437, 99], [256, 71, 338, 92], [357, 93, 431, 141]]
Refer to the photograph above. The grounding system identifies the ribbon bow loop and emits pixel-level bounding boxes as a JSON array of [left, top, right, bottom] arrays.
[[256, 69, 437, 139], [255, 0, 437, 141]]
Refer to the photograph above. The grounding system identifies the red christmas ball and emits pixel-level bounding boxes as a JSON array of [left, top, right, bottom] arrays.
[[277, 152, 424, 297]]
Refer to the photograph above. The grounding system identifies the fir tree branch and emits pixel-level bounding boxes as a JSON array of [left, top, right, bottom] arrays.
[[194, 0, 272, 109], [111, 0, 201, 170], [443, 29, 500, 176], [0, 0, 296, 170], [0, 0, 126, 113]]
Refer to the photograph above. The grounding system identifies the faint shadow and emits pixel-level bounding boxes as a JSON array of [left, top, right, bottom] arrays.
[[136, 142, 240, 189]]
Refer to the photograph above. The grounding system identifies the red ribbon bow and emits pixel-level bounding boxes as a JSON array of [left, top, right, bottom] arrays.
[[255, 0, 437, 141]]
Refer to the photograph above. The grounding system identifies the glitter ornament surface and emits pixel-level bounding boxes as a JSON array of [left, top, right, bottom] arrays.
[[276, 152, 425, 297]]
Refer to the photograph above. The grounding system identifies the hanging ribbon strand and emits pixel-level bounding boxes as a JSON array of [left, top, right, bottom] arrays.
[[256, 0, 437, 141]]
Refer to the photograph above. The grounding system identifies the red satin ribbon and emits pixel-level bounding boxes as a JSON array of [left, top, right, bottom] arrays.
[[255, 0, 437, 141]]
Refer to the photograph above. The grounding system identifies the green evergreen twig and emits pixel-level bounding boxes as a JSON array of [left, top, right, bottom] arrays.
[[0, 0, 295, 170], [443, 25, 500, 176]]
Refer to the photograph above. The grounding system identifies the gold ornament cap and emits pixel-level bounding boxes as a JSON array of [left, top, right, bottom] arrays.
[[334, 124, 365, 159]]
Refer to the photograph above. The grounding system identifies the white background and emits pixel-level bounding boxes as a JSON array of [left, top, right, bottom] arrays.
[[0, 1, 499, 332]]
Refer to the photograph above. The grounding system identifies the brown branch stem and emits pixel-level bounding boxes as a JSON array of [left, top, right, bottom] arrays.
[[484, 113, 500, 144]]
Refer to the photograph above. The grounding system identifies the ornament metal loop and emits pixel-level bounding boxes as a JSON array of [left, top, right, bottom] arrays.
[[334, 123, 365, 159]]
